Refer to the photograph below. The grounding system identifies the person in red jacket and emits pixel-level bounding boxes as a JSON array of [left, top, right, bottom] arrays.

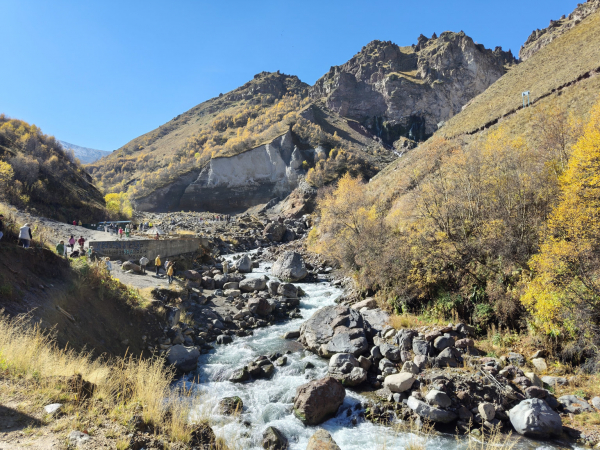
[[77, 236, 85, 250], [73, 220, 77, 226]]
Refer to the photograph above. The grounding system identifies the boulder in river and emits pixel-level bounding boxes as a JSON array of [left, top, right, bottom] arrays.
[[299, 305, 370, 357], [248, 297, 274, 316], [262, 426, 288, 450], [272, 251, 308, 282], [293, 377, 345, 425], [234, 254, 253, 273], [306, 429, 341, 450], [165, 345, 200, 373], [328, 353, 367, 387], [239, 276, 267, 292], [508, 398, 562, 438], [218, 396, 243, 415]]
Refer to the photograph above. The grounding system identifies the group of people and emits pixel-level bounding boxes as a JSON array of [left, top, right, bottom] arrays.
[[55, 234, 92, 258], [150, 254, 175, 283], [102, 223, 132, 239]]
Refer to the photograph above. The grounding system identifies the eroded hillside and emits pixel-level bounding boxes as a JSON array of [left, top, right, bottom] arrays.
[[89, 32, 515, 213]]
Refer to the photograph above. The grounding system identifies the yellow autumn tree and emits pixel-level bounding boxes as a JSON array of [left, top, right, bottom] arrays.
[[522, 97, 600, 338], [105, 192, 133, 219]]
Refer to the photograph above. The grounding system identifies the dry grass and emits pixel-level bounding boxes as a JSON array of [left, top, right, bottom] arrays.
[[0, 312, 229, 447], [441, 10, 600, 137], [457, 423, 520, 450]]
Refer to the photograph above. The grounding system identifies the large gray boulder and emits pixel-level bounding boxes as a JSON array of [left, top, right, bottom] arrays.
[[272, 251, 308, 282], [558, 395, 594, 414], [383, 373, 415, 393], [263, 222, 286, 242], [508, 399, 562, 438], [293, 377, 345, 425], [165, 345, 200, 373], [328, 353, 367, 387], [248, 297, 274, 316], [239, 276, 267, 292], [299, 305, 370, 357], [407, 396, 457, 423], [234, 254, 253, 273], [277, 283, 298, 298]]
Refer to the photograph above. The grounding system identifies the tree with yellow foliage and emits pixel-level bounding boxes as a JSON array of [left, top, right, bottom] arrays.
[[522, 97, 600, 343], [105, 192, 133, 219]]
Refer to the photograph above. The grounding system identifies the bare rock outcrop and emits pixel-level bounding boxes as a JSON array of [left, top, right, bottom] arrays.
[[519, 1, 600, 61], [310, 33, 516, 144]]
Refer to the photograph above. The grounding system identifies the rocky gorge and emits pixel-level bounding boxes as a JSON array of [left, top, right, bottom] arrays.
[[125, 214, 600, 449]]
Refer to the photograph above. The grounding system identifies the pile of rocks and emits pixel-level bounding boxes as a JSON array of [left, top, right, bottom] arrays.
[[144, 253, 313, 373], [229, 352, 290, 383]]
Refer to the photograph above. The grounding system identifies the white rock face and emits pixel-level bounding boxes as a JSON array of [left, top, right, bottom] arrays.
[[177, 130, 315, 212], [202, 132, 301, 189]]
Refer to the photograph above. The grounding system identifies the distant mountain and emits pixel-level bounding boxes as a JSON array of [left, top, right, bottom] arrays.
[[59, 140, 111, 164]]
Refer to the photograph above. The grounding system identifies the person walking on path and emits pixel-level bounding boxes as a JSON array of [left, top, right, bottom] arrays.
[[125, 225, 130, 238], [154, 255, 161, 276], [0, 214, 4, 241], [167, 261, 174, 284], [56, 240, 66, 258], [68, 235, 75, 253], [118, 227, 123, 239], [139, 256, 149, 274], [19, 223, 32, 248], [77, 236, 85, 251]]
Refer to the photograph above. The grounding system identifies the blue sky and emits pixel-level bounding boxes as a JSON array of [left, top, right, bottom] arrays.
[[1, 0, 578, 151]]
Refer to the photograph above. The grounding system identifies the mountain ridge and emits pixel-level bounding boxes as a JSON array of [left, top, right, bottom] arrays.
[[59, 140, 111, 164]]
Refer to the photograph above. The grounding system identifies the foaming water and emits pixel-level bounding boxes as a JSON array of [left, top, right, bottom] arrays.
[[186, 257, 566, 450]]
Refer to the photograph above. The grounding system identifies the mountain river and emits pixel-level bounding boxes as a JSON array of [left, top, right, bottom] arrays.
[[183, 257, 569, 450]]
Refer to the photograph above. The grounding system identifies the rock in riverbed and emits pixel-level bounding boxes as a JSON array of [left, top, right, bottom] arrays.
[[294, 377, 345, 425]]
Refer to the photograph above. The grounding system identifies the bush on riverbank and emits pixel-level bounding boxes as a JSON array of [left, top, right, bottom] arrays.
[[309, 98, 600, 371]]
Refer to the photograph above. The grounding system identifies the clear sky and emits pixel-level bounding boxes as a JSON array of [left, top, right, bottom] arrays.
[[1, 0, 579, 151]]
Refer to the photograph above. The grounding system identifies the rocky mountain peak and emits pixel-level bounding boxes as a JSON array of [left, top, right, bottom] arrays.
[[520, 0, 600, 61], [223, 71, 309, 103], [309, 31, 517, 144]]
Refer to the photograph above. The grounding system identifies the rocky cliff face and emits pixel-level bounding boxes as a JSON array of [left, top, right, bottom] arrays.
[[310, 33, 517, 144], [519, 0, 600, 61], [133, 130, 315, 213]]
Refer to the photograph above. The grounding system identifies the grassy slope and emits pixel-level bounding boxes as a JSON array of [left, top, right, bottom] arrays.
[[371, 9, 600, 208], [0, 241, 161, 358], [440, 11, 600, 138]]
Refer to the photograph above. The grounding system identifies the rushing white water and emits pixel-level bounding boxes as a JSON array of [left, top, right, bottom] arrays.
[[185, 259, 565, 450]]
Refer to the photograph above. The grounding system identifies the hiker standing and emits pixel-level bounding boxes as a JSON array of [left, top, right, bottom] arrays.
[[77, 236, 85, 251], [68, 235, 75, 253], [167, 261, 174, 284], [0, 214, 4, 241], [118, 227, 123, 239], [125, 225, 130, 238], [139, 256, 149, 274], [56, 240, 66, 258], [19, 223, 32, 248], [105, 257, 112, 271], [154, 232, 159, 240], [154, 255, 161, 276], [73, 220, 76, 226], [78, 220, 82, 226]]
